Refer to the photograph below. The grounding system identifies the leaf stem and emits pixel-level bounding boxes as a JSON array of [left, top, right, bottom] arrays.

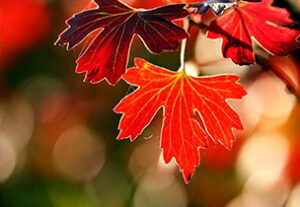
[[179, 18, 190, 72]]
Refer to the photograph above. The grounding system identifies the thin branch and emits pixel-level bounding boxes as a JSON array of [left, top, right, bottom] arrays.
[[179, 18, 190, 72]]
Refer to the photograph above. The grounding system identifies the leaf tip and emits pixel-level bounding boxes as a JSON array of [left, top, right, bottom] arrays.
[[187, 174, 192, 182], [134, 57, 148, 68]]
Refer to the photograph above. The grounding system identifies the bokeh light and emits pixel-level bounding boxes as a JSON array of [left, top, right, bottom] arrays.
[[52, 127, 106, 182], [286, 183, 300, 207], [237, 132, 289, 181], [134, 175, 187, 207], [0, 136, 17, 182]]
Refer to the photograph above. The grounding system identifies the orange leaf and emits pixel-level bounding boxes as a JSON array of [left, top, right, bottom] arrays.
[[114, 58, 246, 182]]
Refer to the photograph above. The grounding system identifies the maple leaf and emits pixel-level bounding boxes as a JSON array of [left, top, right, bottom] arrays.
[[207, 0, 300, 65], [55, 0, 189, 85], [114, 58, 246, 182]]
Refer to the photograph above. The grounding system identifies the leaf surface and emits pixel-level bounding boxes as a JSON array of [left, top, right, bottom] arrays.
[[114, 58, 246, 182], [56, 0, 189, 85], [207, 0, 300, 65]]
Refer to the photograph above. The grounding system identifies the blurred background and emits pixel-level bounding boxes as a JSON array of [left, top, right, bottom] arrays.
[[0, 0, 299, 207]]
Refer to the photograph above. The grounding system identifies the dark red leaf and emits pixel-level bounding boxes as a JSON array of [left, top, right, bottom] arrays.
[[207, 0, 300, 65], [56, 0, 189, 85], [114, 58, 246, 182]]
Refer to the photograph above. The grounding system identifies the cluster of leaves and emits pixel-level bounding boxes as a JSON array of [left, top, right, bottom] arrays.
[[56, 0, 300, 182]]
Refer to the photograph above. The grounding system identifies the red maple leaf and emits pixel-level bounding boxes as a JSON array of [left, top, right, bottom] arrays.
[[207, 0, 300, 65], [114, 58, 246, 182], [55, 0, 189, 85]]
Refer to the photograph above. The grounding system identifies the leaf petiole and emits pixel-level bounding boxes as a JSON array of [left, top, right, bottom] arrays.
[[179, 18, 190, 72]]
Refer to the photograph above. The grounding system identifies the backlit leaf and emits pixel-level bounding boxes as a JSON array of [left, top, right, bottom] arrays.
[[207, 0, 300, 65], [114, 58, 246, 182], [56, 0, 189, 85]]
